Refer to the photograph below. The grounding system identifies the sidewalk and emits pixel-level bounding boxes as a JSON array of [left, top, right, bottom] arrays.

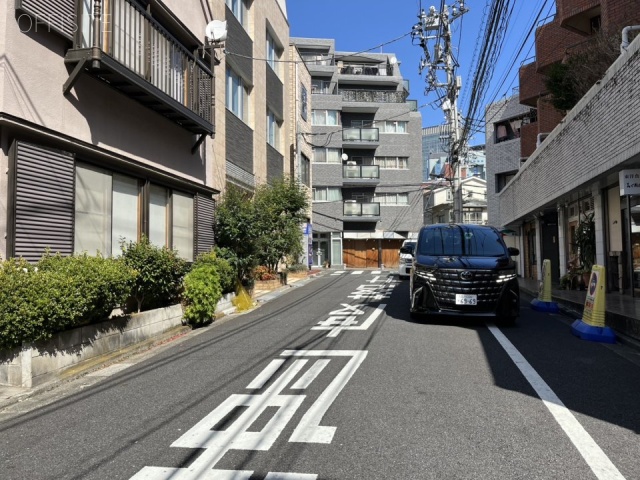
[[519, 277, 640, 345], [0, 270, 326, 411]]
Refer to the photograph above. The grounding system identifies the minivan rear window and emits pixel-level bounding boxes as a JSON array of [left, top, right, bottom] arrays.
[[417, 226, 506, 257]]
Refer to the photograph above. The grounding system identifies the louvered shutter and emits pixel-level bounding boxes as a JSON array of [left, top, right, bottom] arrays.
[[12, 142, 75, 262], [194, 193, 215, 256], [16, 0, 77, 41]]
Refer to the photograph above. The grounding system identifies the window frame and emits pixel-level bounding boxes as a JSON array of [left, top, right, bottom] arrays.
[[311, 109, 340, 126], [226, 66, 247, 121]]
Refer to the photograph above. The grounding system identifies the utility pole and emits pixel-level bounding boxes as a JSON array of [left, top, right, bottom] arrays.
[[412, 2, 468, 223]]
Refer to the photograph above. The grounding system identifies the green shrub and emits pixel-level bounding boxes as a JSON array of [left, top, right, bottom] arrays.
[[193, 249, 236, 294], [37, 252, 137, 323], [120, 237, 188, 312], [0, 254, 137, 350], [286, 263, 308, 273], [181, 264, 222, 326]]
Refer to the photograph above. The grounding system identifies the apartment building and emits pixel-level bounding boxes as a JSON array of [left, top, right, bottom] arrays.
[[488, 0, 640, 310], [1, 0, 219, 263], [210, 0, 292, 193], [291, 37, 423, 269]]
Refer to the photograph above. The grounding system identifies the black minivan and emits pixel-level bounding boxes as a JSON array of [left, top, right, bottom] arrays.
[[409, 224, 520, 325]]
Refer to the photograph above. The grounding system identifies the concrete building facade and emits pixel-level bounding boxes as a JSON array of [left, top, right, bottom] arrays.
[[291, 37, 423, 269]]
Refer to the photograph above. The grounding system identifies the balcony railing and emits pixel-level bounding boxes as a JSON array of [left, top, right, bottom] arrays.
[[339, 89, 407, 103], [65, 0, 213, 138], [343, 202, 380, 217], [343, 165, 380, 179], [301, 54, 335, 66], [342, 128, 379, 142], [340, 63, 393, 76]]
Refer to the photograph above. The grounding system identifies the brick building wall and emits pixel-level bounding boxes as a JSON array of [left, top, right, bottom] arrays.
[[497, 35, 640, 227]]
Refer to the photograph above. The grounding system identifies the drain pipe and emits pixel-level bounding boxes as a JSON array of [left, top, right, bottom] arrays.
[[620, 25, 640, 54]]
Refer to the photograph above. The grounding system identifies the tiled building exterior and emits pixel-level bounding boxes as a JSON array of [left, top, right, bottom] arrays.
[[487, 0, 640, 328], [210, 0, 292, 193], [290, 37, 423, 269]]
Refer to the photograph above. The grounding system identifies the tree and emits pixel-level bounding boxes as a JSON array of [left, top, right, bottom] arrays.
[[545, 28, 621, 112], [253, 177, 309, 272], [214, 178, 310, 280], [214, 185, 260, 283]]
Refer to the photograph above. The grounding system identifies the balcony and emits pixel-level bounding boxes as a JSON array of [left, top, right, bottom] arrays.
[[519, 61, 547, 107], [64, 0, 214, 144], [339, 89, 407, 104], [558, 2, 601, 35], [342, 164, 380, 186], [342, 127, 379, 148], [535, 20, 585, 73], [343, 202, 381, 222], [339, 63, 393, 76]]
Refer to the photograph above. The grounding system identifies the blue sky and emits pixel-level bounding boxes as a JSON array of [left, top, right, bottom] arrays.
[[288, 0, 555, 145]]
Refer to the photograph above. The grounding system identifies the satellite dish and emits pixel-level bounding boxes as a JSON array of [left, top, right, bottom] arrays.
[[389, 56, 398, 65], [206, 20, 227, 42]]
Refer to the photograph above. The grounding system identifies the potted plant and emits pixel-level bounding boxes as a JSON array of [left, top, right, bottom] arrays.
[[574, 212, 596, 286]]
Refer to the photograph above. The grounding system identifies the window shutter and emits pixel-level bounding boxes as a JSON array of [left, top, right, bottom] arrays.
[[16, 0, 77, 41], [194, 193, 216, 256], [11, 142, 75, 262]]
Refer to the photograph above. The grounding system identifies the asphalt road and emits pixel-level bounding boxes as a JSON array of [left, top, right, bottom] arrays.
[[2, 270, 640, 480]]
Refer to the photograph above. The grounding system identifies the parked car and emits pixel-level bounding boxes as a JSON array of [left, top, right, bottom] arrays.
[[398, 241, 416, 279], [409, 224, 520, 325]]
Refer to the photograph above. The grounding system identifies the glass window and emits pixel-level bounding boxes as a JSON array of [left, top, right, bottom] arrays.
[[374, 156, 408, 169], [266, 31, 278, 72], [373, 193, 408, 205], [75, 164, 112, 255], [313, 148, 341, 163], [112, 174, 139, 256], [311, 110, 340, 126], [300, 85, 308, 121], [149, 184, 168, 248], [172, 192, 194, 261], [226, 67, 247, 120], [300, 154, 311, 186], [226, 0, 245, 26], [267, 109, 279, 148], [417, 226, 507, 257], [313, 187, 342, 202], [375, 120, 408, 133]]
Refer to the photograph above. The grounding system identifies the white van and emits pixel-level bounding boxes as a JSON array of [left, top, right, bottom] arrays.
[[398, 241, 415, 279]]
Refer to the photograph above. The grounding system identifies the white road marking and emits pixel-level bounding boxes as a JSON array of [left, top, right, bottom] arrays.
[[131, 350, 367, 478], [86, 363, 133, 377], [487, 325, 626, 480], [330, 270, 346, 276], [368, 276, 381, 283], [286, 350, 368, 443], [246, 359, 288, 389], [371, 270, 382, 274], [312, 305, 386, 337], [350, 270, 364, 275], [291, 360, 330, 389]]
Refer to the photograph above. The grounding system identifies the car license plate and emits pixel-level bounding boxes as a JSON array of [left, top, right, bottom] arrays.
[[456, 294, 477, 305]]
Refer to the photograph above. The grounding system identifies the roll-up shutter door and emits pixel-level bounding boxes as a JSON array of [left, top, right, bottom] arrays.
[[16, 0, 77, 41], [194, 193, 216, 256], [12, 142, 75, 262]]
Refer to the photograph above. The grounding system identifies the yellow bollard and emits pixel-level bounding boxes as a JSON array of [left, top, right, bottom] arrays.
[[571, 265, 616, 343], [531, 259, 559, 312]]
